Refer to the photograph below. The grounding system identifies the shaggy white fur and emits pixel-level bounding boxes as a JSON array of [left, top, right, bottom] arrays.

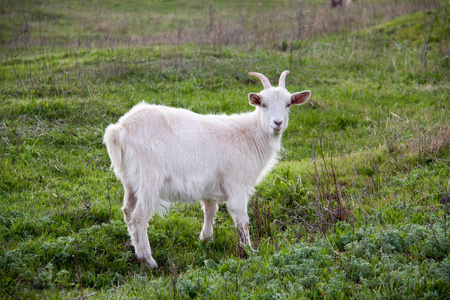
[[103, 71, 311, 267]]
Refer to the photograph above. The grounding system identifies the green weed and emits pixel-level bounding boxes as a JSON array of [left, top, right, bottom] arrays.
[[1, 0, 449, 298]]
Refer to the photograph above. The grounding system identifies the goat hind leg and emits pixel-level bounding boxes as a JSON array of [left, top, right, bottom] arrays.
[[129, 200, 157, 268], [122, 184, 137, 226]]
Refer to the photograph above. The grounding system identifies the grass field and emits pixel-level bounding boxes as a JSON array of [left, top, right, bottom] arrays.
[[1, 0, 449, 298]]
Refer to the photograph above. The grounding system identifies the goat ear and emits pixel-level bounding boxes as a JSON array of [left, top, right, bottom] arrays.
[[291, 90, 311, 105], [248, 93, 262, 107]]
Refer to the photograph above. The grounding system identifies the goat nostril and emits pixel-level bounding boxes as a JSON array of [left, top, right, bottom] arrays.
[[274, 120, 283, 127]]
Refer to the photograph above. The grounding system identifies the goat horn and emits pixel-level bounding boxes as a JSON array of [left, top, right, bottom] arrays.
[[249, 72, 272, 90], [278, 70, 290, 89]]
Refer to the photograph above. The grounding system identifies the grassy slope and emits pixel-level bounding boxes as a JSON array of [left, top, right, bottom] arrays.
[[1, 0, 435, 50], [1, 0, 292, 49], [1, 1, 449, 299]]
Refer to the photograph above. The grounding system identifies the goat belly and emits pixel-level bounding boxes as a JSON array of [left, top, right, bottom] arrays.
[[158, 173, 226, 203]]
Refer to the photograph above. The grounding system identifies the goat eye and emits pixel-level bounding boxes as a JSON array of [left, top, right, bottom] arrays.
[[262, 104, 267, 108], [286, 104, 291, 108]]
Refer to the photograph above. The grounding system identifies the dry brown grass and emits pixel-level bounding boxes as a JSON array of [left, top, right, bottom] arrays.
[[2, 0, 438, 50], [170, 0, 438, 47], [408, 124, 450, 159]]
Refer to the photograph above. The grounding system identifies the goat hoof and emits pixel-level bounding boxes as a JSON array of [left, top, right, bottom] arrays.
[[139, 257, 158, 268], [244, 244, 258, 253], [199, 232, 213, 241]]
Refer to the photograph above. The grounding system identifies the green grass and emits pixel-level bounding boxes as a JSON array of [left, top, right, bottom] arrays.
[[1, 0, 449, 298]]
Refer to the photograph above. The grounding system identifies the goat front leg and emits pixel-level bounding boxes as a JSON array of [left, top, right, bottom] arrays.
[[200, 199, 218, 240], [226, 195, 253, 249]]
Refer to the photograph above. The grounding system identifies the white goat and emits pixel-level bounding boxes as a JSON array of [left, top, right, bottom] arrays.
[[103, 71, 311, 267]]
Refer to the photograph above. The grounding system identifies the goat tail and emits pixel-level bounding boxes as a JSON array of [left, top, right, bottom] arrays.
[[103, 124, 125, 179]]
